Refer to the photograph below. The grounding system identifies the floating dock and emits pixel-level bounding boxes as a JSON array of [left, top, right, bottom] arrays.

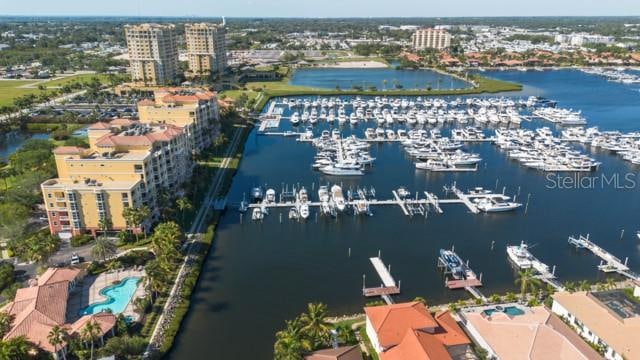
[[363, 256, 400, 304], [568, 234, 639, 281]]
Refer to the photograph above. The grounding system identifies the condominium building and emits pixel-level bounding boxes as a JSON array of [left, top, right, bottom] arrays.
[[185, 22, 227, 78], [552, 290, 640, 360], [42, 119, 191, 236], [137, 88, 220, 153], [411, 28, 451, 50], [124, 23, 179, 85]]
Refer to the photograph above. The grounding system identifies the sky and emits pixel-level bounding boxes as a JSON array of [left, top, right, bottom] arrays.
[[1, 0, 639, 17]]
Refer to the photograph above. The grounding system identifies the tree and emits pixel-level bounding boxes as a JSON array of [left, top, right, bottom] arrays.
[[175, 198, 193, 226], [505, 292, 517, 302], [606, 277, 616, 290], [9, 230, 60, 264], [122, 206, 150, 242], [101, 335, 146, 358], [0, 312, 14, 338], [81, 320, 102, 360], [412, 296, 427, 305], [564, 281, 576, 293], [515, 268, 541, 300], [274, 317, 311, 360], [335, 324, 357, 345], [489, 294, 501, 303], [0, 336, 32, 359], [299, 303, 331, 350], [92, 237, 117, 262], [578, 280, 591, 291], [48, 325, 69, 360], [150, 222, 183, 270], [0, 202, 30, 241]]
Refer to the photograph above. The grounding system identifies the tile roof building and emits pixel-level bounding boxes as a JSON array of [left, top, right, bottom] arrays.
[[552, 291, 640, 360], [460, 305, 601, 360], [1, 268, 115, 356], [304, 345, 363, 360], [364, 302, 472, 360]]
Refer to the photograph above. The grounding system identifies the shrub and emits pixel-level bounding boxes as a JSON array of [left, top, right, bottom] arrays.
[[70, 234, 92, 247]]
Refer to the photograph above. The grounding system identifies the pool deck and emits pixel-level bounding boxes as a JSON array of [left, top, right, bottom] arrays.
[[67, 268, 146, 323]]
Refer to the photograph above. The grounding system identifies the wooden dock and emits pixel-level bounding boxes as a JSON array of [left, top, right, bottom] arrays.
[[450, 185, 480, 214], [569, 234, 639, 281], [363, 256, 400, 304]]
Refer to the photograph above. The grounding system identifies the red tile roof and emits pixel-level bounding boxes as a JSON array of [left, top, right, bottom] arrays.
[[365, 302, 438, 348], [88, 122, 111, 130], [94, 125, 183, 148], [381, 329, 452, 360]]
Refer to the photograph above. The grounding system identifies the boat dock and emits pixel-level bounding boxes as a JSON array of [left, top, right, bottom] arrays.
[[568, 234, 639, 281], [437, 247, 486, 301], [446, 183, 480, 214], [362, 256, 400, 304]]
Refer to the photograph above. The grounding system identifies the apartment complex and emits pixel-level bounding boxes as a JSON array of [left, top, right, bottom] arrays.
[[185, 22, 228, 78], [411, 28, 451, 50], [137, 88, 220, 153], [124, 23, 179, 85], [552, 290, 640, 360]]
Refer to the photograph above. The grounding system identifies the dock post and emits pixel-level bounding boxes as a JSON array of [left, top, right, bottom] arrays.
[[378, 249, 381, 258], [625, 257, 629, 266], [525, 193, 531, 214], [348, 247, 351, 257], [552, 265, 556, 275], [452, 245, 455, 252], [491, 241, 495, 250], [620, 229, 625, 240], [388, 264, 391, 273], [362, 274, 366, 292], [480, 272, 483, 282], [517, 186, 521, 196], [240, 213, 243, 224], [502, 186, 506, 195], [279, 213, 282, 223], [398, 280, 401, 291], [494, 178, 499, 191]]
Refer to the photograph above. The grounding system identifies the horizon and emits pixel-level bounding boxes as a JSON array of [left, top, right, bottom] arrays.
[[1, 0, 639, 18]]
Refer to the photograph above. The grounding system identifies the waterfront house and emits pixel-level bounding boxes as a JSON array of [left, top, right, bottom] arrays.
[[364, 302, 471, 359], [552, 290, 640, 360], [459, 304, 601, 360], [1, 267, 116, 358]]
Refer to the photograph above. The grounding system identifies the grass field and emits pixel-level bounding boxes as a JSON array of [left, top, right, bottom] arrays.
[[0, 73, 109, 107], [222, 71, 523, 112]]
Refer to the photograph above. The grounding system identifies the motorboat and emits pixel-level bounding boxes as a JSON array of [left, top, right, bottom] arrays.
[[331, 185, 346, 211], [251, 187, 264, 203], [288, 207, 299, 220], [265, 189, 276, 204], [476, 199, 522, 212], [252, 207, 264, 221], [506, 241, 533, 269]]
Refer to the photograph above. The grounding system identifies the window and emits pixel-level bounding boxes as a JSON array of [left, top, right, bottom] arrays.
[[53, 222, 58, 226], [47, 193, 52, 198], [52, 212, 57, 217], [121, 193, 129, 200]]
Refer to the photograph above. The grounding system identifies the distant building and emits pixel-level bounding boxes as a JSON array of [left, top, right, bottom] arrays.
[[185, 22, 227, 78], [364, 302, 472, 359], [552, 290, 640, 360], [555, 34, 615, 47], [124, 23, 179, 85], [411, 28, 451, 50]]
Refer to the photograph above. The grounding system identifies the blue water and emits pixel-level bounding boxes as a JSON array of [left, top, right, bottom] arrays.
[[483, 306, 525, 317], [289, 67, 470, 90], [172, 69, 640, 359], [0, 133, 48, 160], [81, 277, 140, 315]]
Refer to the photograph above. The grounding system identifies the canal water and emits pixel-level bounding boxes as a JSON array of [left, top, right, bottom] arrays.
[[290, 67, 470, 90], [0, 132, 49, 160], [171, 69, 640, 359]]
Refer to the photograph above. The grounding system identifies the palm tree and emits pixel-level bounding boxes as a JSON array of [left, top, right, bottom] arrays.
[[98, 217, 112, 238], [412, 296, 427, 305], [81, 320, 102, 360], [48, 325, 69, 360], [578, 280, 591, 291], [274, 317, 311, 360], [515, 268, 541, 300], [299, 303, 331, 350], [176, 198, 193, 226], [92, 236, 117, 262], [564, 281, 576, 293], [335, 324, 357, 345], [606, 277, 616, 290], [0, 336, 32, 359], [489, 294, 501, 303], [505, 292, 517, 302]]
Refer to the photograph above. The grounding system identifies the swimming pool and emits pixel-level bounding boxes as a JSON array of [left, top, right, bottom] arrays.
[[81, 277, 141, 315], [483, 306, 525, 317]]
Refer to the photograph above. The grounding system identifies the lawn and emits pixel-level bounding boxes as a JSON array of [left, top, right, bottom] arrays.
[[0, 80, 41, 107], [0, 73, 110, 107]]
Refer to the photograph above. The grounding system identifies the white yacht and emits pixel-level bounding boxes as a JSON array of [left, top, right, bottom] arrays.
[[507, 241, 533, 269], [331, 185, 346, 211], [252, 207, 264, 221], [476, 198, 522, 212]]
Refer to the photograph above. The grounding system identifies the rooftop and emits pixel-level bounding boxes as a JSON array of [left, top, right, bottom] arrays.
[[460, 305, 600, 360], [304, 345, 363, 360], [553, 291, 640, 359]]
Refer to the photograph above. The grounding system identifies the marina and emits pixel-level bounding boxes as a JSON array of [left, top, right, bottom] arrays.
[[507, 241, 564, 291], [172, 69, 640, 359]]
